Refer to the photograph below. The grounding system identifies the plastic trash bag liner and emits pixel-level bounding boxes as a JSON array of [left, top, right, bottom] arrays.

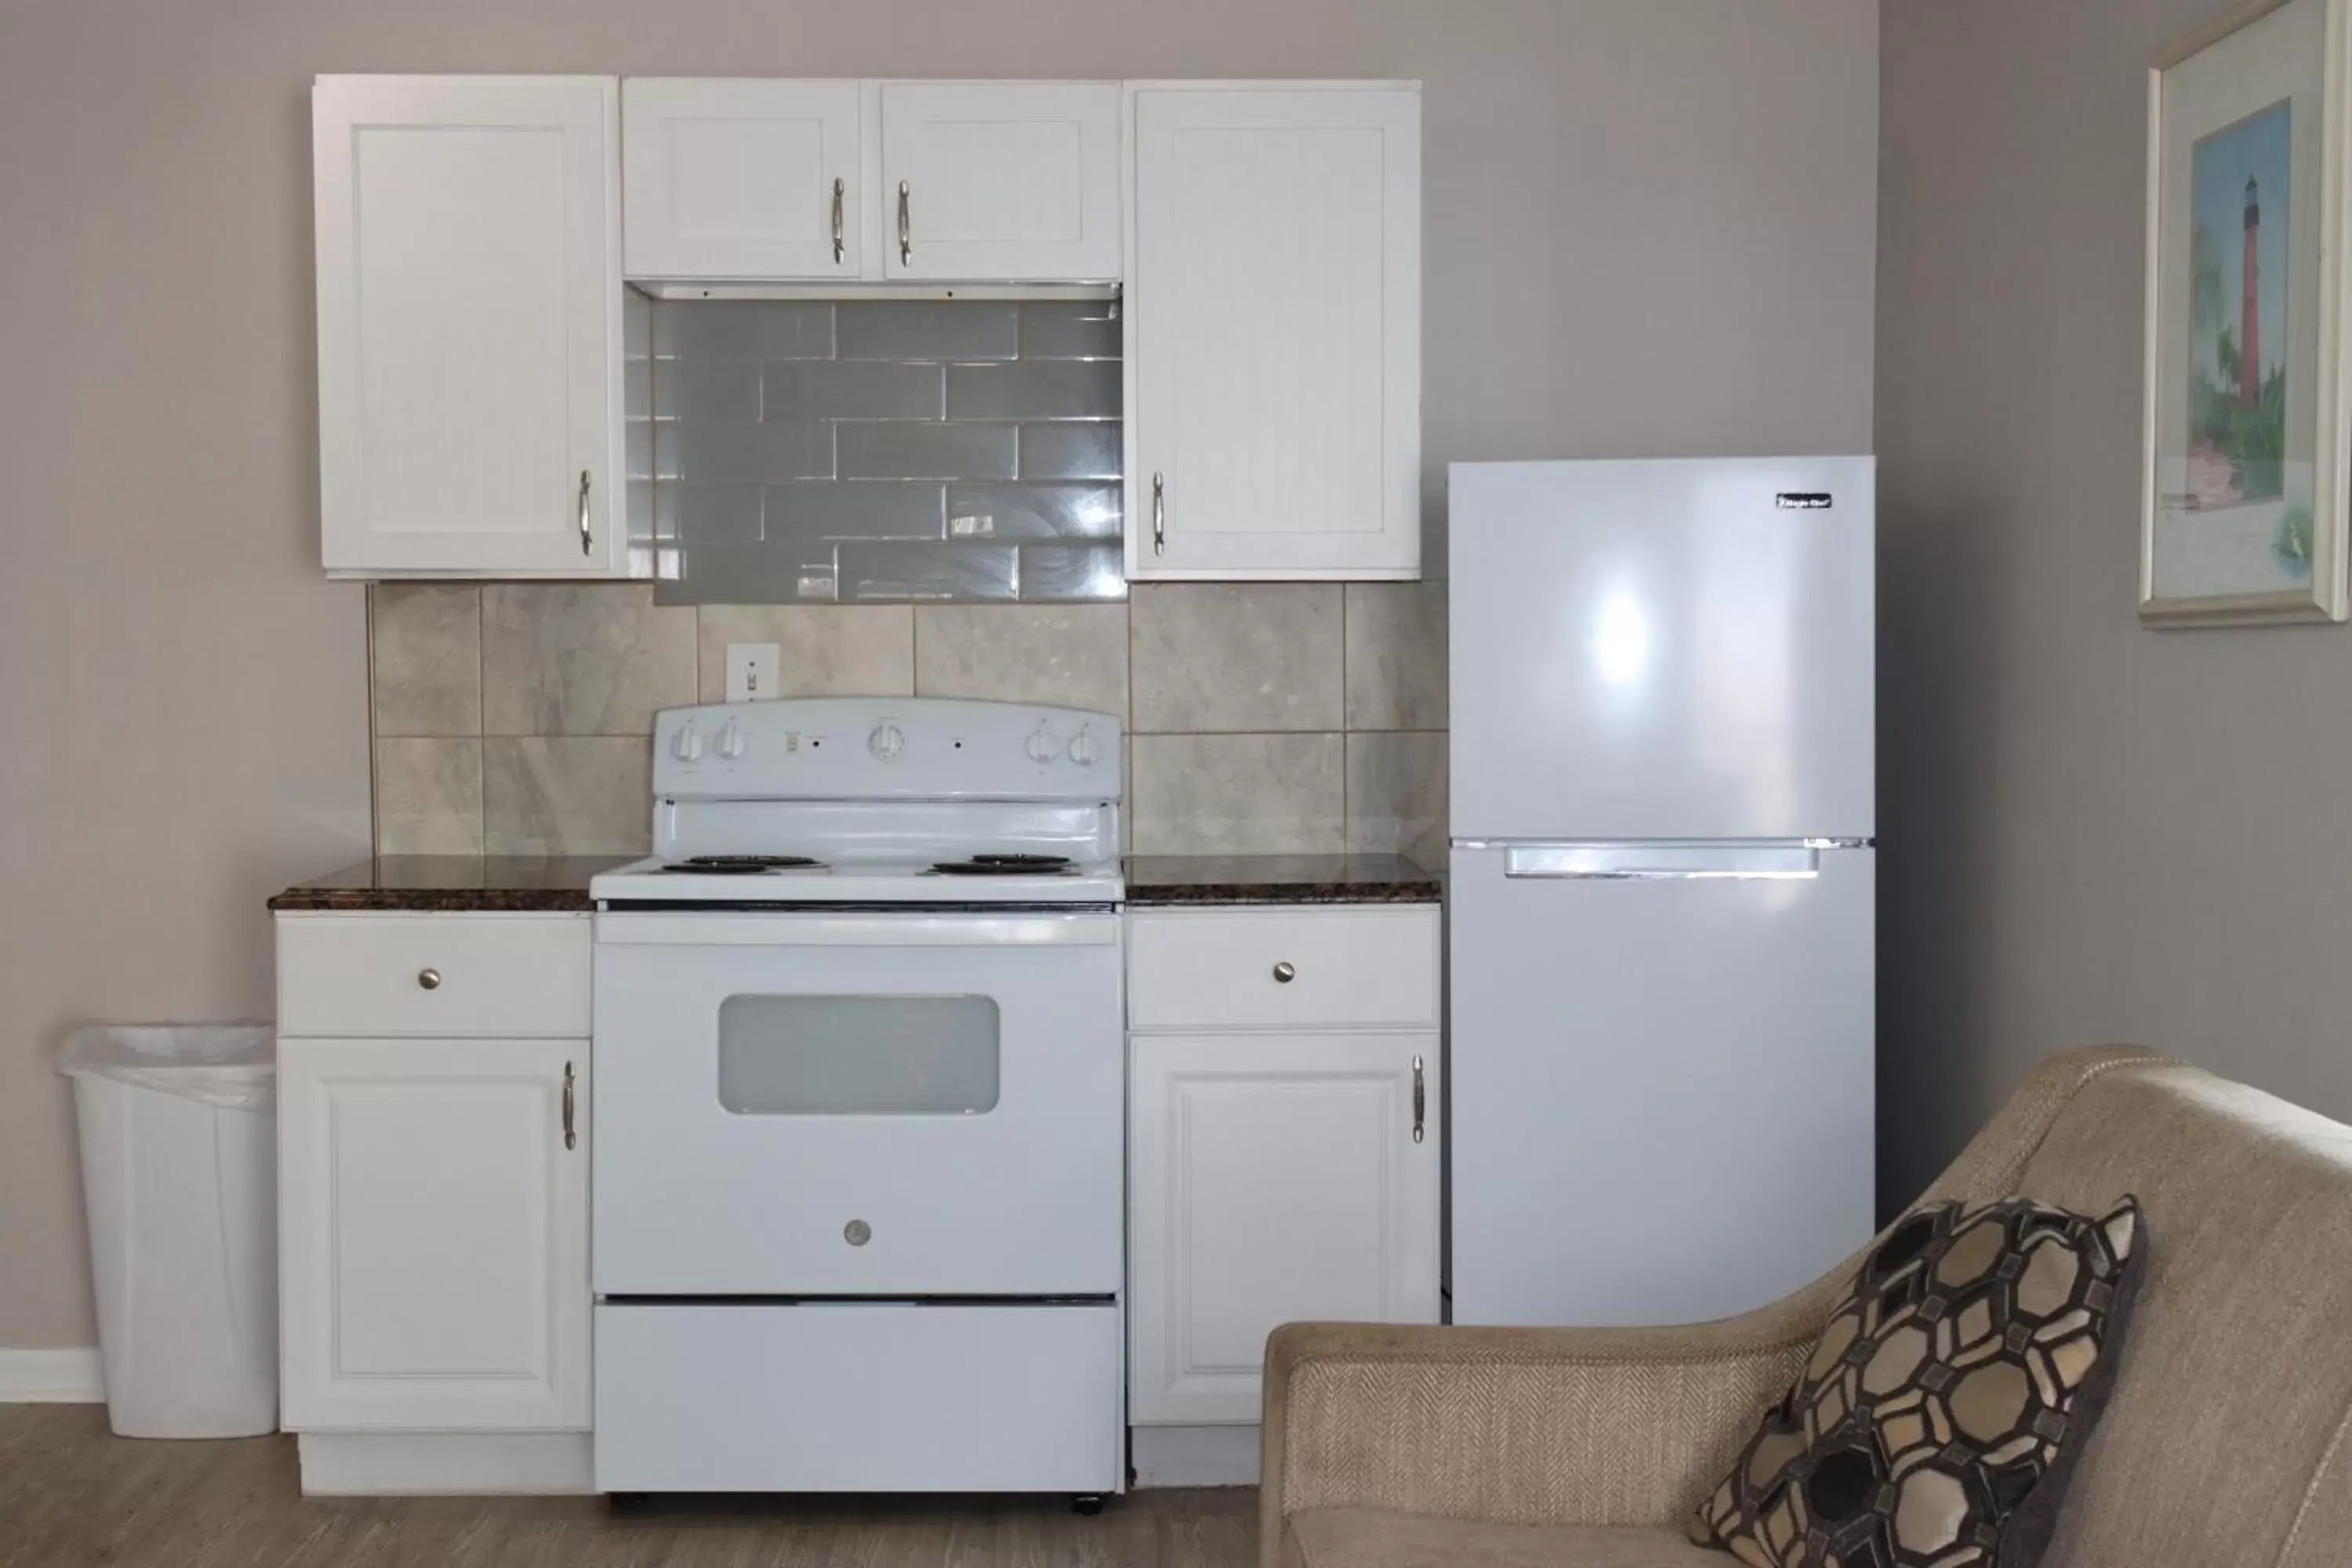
[[56, 1023, 274, 1112]]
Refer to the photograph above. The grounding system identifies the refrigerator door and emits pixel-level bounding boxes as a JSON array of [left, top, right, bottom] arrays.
[[1447, 843, 1874, 1327], [1449, 457, 1874, 841]]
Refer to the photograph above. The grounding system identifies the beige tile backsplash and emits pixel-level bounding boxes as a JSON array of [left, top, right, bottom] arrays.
[[1129, 583, 1345, 733], [693, 604, 916, 702], [1129, 733, 1348, 855], [914, 604, 1130, 717], [481, 585, 697, 736], [373, 738, 483, 855], [370, 585, 481, 737], [368, 580, 1447, 859]]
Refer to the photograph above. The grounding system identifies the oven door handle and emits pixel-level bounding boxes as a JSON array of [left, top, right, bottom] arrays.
[[595, 912, 1120, 948]]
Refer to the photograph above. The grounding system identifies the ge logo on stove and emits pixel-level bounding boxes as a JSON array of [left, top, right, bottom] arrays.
[[844, 1219, 872, 1247]]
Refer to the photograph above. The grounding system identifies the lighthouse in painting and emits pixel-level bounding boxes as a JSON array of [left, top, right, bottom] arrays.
[[2242, 173, 2263, 408], [2186, 101, 2288, 509]]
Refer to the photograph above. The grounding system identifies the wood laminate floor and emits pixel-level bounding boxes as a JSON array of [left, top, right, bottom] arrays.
[[0, 1407, 1258, 1568]]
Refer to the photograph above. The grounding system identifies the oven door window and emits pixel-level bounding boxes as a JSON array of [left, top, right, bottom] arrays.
[[714, 995, 1001, 1115]]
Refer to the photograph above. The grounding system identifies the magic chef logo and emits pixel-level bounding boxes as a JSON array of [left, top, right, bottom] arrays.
[[1776, 492, 1834, 510]]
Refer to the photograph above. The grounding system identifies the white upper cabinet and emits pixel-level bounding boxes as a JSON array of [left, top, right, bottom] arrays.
[[880, 82, 1122, 281], [313, 76, 626, 578], [622, 79, 862, 280], [1127, 85, 1422, 580]]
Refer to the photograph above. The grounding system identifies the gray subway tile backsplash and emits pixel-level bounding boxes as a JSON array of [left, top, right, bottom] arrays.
[[1019, 422, 1122, 481], [761, 304, 837, 360], [765, 483, 948, 543], [837, 420, 1018, 481], [946, 361, 1120, 421], [668, 484, 763, 546], [840, 543, 1021, 602], [652, 296, 1123, 605], [666, 421, 833, 485], [1019, 544, 1127, 602], [654, 360, 763, 422], [677, 540, 838, 604], [836, 301, 1018, 361], [654, 301, 833, 361], [1017, 301, 1120, 360], [948, 483, 1120, 540], [764, 361, 944, 422]]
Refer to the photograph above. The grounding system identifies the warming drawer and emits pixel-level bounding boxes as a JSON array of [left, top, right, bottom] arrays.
[[593, 1302, 1123, 1494]]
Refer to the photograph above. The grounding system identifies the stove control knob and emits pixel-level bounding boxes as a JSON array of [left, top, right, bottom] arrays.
[[1067, 728, 1100, 767], [715, 720, 747, 760], [868, 721, 904, 760], [1026, 724, 1058, 764], [670, 725, 705, 763]]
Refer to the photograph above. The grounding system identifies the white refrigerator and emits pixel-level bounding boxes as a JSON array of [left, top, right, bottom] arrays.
[[1446, 456, 1875, 1328]]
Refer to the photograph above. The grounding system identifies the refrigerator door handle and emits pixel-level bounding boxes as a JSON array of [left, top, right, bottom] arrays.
[[1497, 844, 1824, 880]]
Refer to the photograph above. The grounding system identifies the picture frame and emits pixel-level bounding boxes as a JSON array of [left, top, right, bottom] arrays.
[[2143, 0, 2352, 625]]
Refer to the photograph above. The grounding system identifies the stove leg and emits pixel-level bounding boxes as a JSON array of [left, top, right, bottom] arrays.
[[1071, 1494, 1106, 1516], [607, 1492, 652, 1516]]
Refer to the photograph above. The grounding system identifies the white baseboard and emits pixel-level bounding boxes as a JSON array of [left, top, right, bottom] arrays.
[[1131, 1424, 1258, 1487], [297, 1432, 595, 1495], [0, 1348, 104, 1403]]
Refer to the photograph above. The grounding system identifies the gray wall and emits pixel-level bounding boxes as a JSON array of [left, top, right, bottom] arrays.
[[0, 0, 1877, 1350], [1877, 0, 2352, 1210]]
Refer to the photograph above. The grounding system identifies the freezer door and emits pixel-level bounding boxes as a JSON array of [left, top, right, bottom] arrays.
[[1449, 458, 1874, 840], [1447, 844, 1874, 1327]]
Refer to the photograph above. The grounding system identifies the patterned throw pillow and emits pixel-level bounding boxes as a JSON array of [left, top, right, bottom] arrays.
[[1689, 1195, 2146, 1568]]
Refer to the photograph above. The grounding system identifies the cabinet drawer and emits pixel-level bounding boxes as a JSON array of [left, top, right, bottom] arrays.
[[278, 914, 591, 1037], [1127, 908, 1439, 1031]]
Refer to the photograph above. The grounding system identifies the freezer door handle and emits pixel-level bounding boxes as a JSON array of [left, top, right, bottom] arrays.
[[1499, 844, 1824, 880]]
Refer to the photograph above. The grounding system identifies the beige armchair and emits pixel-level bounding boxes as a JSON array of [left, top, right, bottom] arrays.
[[1261, 1045, 2352, 1567]]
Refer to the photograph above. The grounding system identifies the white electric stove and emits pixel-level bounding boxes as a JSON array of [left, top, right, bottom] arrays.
[[589, 699, 1127, 1504]]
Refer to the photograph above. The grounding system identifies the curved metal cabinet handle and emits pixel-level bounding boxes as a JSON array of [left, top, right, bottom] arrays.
[[1272, 960, 1296, 983], [1411, 1055, 1426, 1145], [562, 1061, 577, 1152], [897, 180, 912, 265], [831, 177, 845, 264], [1152, 472, 1167, 557], [576, 470, 593, 557], [416, 967, 441, 991]]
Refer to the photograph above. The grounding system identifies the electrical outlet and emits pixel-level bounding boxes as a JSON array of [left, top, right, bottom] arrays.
[[726, 643, 780, 702]]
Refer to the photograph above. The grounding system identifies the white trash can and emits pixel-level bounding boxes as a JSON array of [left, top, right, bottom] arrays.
[[58, 1024, 278, 1439]]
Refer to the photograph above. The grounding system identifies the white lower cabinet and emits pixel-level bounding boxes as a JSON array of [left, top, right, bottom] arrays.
[[1126, 905, 1442, 1450], [275, 911, 593, 1492], [1128, 1031, 1438, 1425], [278, 1037, 590, 1431]]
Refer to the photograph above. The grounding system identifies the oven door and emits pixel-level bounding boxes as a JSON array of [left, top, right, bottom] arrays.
[[593, 909, 1122, 1298]]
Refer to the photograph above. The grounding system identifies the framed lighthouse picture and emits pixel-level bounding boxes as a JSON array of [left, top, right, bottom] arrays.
[[2143, 0, 2352, 624]]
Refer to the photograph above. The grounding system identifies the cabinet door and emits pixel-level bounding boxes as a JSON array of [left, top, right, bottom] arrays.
[[623, 79, 861, 280], [1129, 87, 1421, 579], [314, 76, 625, 576], [279, 1037, 590, 1431], [880, 82, 1121, 280], [1129, 1032, 1439, 1425]]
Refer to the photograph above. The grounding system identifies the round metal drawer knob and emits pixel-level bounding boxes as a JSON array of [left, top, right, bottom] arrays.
[[416, 968, 443, 991], [1272, 961, 1297, 984], [844, 1219, 872, 1247]]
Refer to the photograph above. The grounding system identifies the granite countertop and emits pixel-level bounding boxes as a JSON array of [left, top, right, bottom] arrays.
[[268, 856, 633, 912], [273, 851, 1444, 912], [1120, 854, 1443, 906]]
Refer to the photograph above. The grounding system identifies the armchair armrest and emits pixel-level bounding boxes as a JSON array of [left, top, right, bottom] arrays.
[[1260, 1280, 1849, 1563]]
